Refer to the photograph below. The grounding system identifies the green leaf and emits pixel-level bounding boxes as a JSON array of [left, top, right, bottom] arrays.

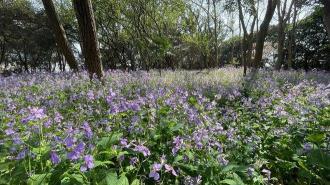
[[131, 179, 140, 185], [27, 174, 49, 185], [70, 174, 85, 184], [307, 133, 326, 144], [222, 164, 240, 173], [109, 133, 123, 145], [94, 160, 115, 168], [101, 172, 129, 185], [220, 179, 237, 185], [174, 155, 184, 162], [97, 133, 123, 149], [97, 137, 111, 148], [174, 162, 198, 176], [188, 96, 198, 105], [118, 174, 129, 185], [102, 172, 118, 185]]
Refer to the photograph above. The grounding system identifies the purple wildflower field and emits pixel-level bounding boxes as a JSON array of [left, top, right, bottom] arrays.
[[0, 68, 329, 184]]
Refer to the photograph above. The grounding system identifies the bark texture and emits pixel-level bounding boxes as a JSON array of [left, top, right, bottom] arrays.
[[42, 0, 78, 71], [254, 0, 278, 68], [73, 0, 103, 79]]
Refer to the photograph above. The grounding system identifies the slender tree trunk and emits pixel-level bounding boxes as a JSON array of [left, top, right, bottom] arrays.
[[247, 34, 254, 68], [276, 23, 285, 70], [0, 42, 5, 66], [238, 18, 246, 75], [42, 0, 79, 71], [242, 38, 248, 75], [254, 0, 278, 68], [275, 0, 294, 70], [63, 59, 66, 72], [18, 52, 29, 73], [73, 0, 104, 79], [287, 2, 297, 69], [237, 0, 257, 74], [212, 0, 219, 67], [287, 29, 294, 69], [322, 0, 330, 37]]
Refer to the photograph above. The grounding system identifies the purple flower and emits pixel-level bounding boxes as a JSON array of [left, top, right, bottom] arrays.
[[131, 116, 139, 123], [21, 117, 29, 124], [172, 136, 184, 155], [106, 89, 116, 104], [54, 112, 63, 123], [196, 142, 203, 150], [12, 134, 22, 145], [165, 164, 178, 176], [129, 102, 140, 111], [262, 169, 271, 181], [119, 138, 129, 148], [50, 151, 61, 165], [80, 155, 94, 172], [152, 163, 162, 171], [28, 107, 46, 121], [303, 143, 313, 152], [85, 155, 94, 168], [43, 120, 52, 128], [67, 142, 85, 161], [133, 145, 151, 157], [87, 91, 95, 100], [130, 157, 139, 166], [16, 149, 27, 160], [7, 122, 14, 127], [64, 137, 75, 148], [82, 122, 93, 139], [217, 155, 229, 166], [5, 128, 15, 135], [149, 171, 160, 181]]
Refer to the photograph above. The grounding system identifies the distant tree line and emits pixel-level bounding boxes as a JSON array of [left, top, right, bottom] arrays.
[[0, 0, 329, 77], [220, 6, 330, 71]]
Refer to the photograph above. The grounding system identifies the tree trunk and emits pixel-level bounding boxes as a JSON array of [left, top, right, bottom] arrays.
[[0, 42, 5, 66], [276, 0, 294, 70], [276, 23, 285, 70], [287, 2, 297, 69], [322, 0, 330, 37], [212, 0, 219, 67], [42, 0, 79, 71], [73, 0, 103, 79], [237, 0, 257, 74], [254, 0, 278, 68]]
